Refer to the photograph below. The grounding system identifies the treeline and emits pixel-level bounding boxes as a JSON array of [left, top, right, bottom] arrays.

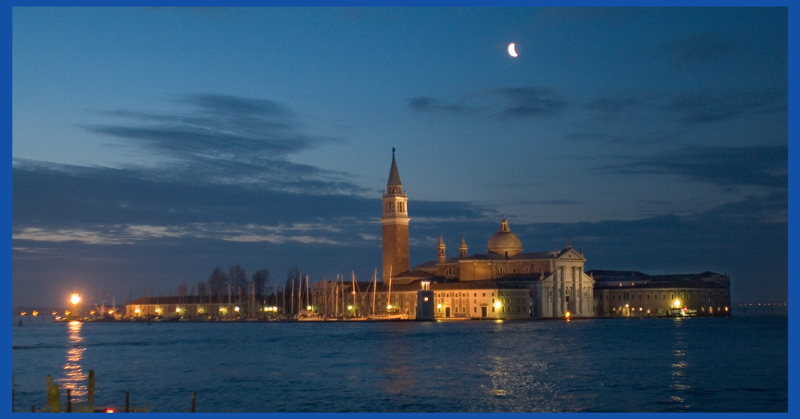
[[173, 264, 311, 315]]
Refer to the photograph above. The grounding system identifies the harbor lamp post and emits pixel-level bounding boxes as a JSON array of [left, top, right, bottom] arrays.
[[70, 294, 81, 319]]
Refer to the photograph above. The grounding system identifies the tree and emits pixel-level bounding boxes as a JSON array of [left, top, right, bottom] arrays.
[[207, 267, 228, 297], [197, 281, 207, 299], [229, 263, 249, 296], [177, 283, 188, 298], [252, 269, 270, 297]]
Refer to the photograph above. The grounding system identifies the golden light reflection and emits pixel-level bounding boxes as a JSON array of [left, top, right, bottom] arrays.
[[668, 321, 690, 407], [58, 321, 88, 400]]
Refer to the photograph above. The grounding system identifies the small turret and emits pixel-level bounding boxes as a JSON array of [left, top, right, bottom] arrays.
[[437, 235, 446, 264], [459, 236, 468, 257]]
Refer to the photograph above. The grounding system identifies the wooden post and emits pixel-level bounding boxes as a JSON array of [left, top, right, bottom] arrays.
[[125, 391, 130, 413], [67, 389, 72, 412], [191, 391, 196, 412], [31, 404, 35, 413], [88, 370, 95, 405], [47, 375, 60, 412]]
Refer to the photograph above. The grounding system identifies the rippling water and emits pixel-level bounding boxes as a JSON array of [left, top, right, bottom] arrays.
[[12, 315, 787, 412]]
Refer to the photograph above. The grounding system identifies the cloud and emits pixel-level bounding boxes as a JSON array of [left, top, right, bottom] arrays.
[[408, 86, 567, 120], [663, 33, 740, 65], [583, 95, 642, 118], [563, 132, 632, 144], [538, 199, 580, 206], [665, 89, 787, 125], [85, 94, 358, 195], [407, 96, 478, 114], [493, 87, 568, 119], [600, 145, 787, 188], [12, 161, 493, 244]]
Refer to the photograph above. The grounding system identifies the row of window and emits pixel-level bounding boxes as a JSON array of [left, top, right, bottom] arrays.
[[606, 291, 728, 302]]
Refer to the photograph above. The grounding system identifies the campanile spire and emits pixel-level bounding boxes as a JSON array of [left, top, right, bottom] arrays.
[[382, 148, 410, 282]]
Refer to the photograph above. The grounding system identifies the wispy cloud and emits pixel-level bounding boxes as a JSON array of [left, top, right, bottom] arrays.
[[601, 145, 787, 188], [583, 95, 643, 119], [663, 33, 740, 65], [407, 96, 480, 114], [665, 89, 787, 125], [494, 87, 568, 119], [408, 86, 567, 120], [85, 94, 361, 195]]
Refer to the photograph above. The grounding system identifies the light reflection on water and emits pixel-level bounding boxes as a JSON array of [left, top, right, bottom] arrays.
[[668, 318, 690, 408], [58, 321, 87, 400], [11, 316, 787, 413]]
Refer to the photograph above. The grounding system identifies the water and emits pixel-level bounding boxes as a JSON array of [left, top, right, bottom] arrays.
[[12, 315, 787, 412]]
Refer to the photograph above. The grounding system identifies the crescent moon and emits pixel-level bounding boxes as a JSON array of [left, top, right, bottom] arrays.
[[508, 43, 518, 57]]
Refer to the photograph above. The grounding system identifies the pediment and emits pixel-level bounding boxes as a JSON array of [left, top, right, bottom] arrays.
[[557, 247, 586, 261]]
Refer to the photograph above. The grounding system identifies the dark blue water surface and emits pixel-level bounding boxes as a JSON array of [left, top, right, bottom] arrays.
[[11, 315, 787, 412]]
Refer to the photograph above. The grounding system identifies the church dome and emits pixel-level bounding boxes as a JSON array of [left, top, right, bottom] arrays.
[[487, 216, 522, 257]]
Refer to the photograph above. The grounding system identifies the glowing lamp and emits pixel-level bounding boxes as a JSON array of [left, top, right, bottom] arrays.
[[565, 311, 571, 318], [176, 308, 181, 313], [105, 408, 115, 413], [306, 305, 312, 311], [494, 301, 502, 309], [347, 305, 353, 310], [387, 304, 393, 310], [673, 299, 681, 309], [108, 310, 114, 315], [424, 297, 429, 302], [70, 294, 81, 305], [234, 306, 240, 312]]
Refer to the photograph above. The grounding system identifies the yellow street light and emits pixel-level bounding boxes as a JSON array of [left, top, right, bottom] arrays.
[[347, 305, 353, 311], [70, 294, 81, 305], [306, 305, 312, 311], [234, 306, 240, 312], [494, 301, 502, 309], [387, 304, 393, 310], [673, 299, 681, 309]]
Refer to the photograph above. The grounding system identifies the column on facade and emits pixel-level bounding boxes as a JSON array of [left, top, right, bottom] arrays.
[[559, 266, 566, 316], [552, 270, 558, 318], [578, 268, 584, 315], [572, 266, 578, 314]]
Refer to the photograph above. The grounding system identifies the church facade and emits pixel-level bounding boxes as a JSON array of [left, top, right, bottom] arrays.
[[337, 149, 595, 319]]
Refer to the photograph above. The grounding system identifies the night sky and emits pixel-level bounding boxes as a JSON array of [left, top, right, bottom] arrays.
[[11, 6, 788, 308]]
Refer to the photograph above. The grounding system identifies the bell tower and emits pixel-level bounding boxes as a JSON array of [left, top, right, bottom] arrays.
[[382, 148, 410, 282]]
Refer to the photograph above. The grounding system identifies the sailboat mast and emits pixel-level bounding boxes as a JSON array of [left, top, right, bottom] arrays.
[[387, 264, 393, 311], [351, 271, 357, 316]]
